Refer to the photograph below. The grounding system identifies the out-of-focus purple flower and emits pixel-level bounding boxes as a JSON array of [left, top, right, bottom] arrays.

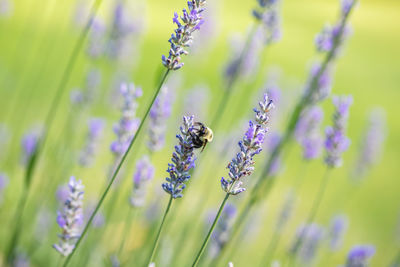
[[34, 208, 52, 242], [221, 94, 274, 195], [341, 0, 358, 17], [265, 132, 282, 176], [111, 83, 142, 157], [325, 95, 353, 168], [208, 204, 237, 259], [21, 130, 40, 166], [162, 116, 197, 199], [148, 86, 174, 152], [0, 0, 13, 18], [130, 156, 155, 207], [353, 109, 386, 181], [346, 245, 375, 267], [253, 0, 281, 44], [87, 18, 106, 59], [0, 172, 8, 203], [290, 223, 325, 263], [79, 118, 105, 167], [161, 0, 206, 70], [329, 214, 348, 251], [304, 63, 332, 105], [106, 1, 142, 61], [53, 177, 84, 257], [12, 253, 29, 267], [295, 106, 324, 160], [56, 184, 69, 204], [70, 89, 85, 106]]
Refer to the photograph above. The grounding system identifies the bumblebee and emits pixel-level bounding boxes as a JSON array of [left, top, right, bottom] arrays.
[[191, 122, 213, 152]]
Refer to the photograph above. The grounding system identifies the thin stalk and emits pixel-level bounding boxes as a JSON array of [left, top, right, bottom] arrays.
[[5, 184, 29, 263], [22, 0, 104, 198], [390, 250, 400, 267], [212, 7, 356, 265], [62, 69, 170, 267], [146, 195, 174, 266], [191, 193, 230, 267], [288, 167, 331, 265]]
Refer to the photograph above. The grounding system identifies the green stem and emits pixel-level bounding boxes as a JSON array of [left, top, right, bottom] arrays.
[[5, 185, 29, 263], [288, 168, 331, 265], [390, 250, 400, 267], [191, 193, 230, 267], [146, 195, 174, 266], [62, 69, 170, 267]]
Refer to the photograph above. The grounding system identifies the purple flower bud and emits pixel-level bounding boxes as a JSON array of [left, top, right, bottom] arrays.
[[222, 94, 274, 195], [295, 106, 324, 160], [148, 86, 174, 152], [353, 109, 386, 181], [162, 116, 197, 198], [111, 83, 142, 157], [21, 130, 40, 166], [346, 245, 375, 267], [329, 214, 348, 251], [79, 118, 105, 167], [131, 156, 155, 207], [324, 95, 352, 168], [53, 176, 85, 257], [291, 223, 325, 263], [253, 0, 281, 44], [162, 0, 206, 70]]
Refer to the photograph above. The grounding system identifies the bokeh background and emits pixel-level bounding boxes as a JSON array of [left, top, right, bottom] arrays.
[[0, 0, 399, 266]]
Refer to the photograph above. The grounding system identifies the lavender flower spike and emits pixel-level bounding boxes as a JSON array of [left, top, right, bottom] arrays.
[[0, 173, 9, 203], [324, 95, 353, 168], [130, 156, 155, 207], [111, 83, 142, 157], [148, 86, 173, 152], [295, 106, 324, 160], [329, 214, 348, 251], [79, 118, 104, 167], [346, 245, 375, 267], [221, 94, 274, 195], [162, 116, 197, 198], [252, 0, 281, 44], [290, 223, 325, 263], [53, 177, 84, 257], [21, 131, 39, 166], [161, 0, 206, 70]]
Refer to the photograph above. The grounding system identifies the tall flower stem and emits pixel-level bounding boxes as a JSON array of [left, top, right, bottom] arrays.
[[191, 193, 230, 267], [288, 167, 331, 265], [5, 184, 29, 263], [213, 6, 356, 264], [146, 195, 173, 266], [62, 69, 170, 267], [21, 0, 105, 198]]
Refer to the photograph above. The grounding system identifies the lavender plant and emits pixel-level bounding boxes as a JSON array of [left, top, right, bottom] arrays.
[[53, 177, 84, 257], [0, 172, 8, 203], [147, 116, 197, 265], [130, 156, 155, 207], [329, 214, 349, 251], [191, 94, 274, 266], [290, 223, 325, 264], [148, 86, 173, 153], [352, 109, 386, 182], [161, 0, 206, 70], [79, 118, 104, 167], [111, 83, 142, 158], [62, 1, 208, 264], [213, 2, 358, 263], [345, 245, 375, 267]]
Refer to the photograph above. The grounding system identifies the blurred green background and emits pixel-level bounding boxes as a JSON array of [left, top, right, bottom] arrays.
[[0, 0, 399, 266]]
